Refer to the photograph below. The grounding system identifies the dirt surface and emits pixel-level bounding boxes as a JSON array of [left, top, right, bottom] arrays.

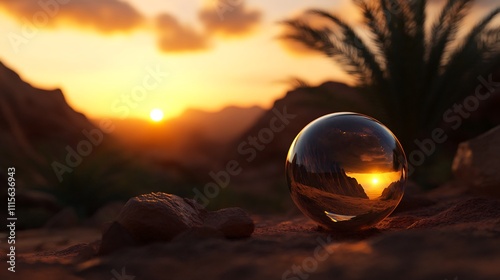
[[1, 186, 500, 280]]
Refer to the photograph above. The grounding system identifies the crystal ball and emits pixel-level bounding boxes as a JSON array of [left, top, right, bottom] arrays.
[[286, 112, 407, 231]]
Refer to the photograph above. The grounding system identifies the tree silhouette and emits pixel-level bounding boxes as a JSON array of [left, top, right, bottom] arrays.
[[281, 0, 500, 153]]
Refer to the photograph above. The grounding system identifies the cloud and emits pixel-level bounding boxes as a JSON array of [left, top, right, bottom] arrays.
[[155, 2, 262, 53], [297, 126, 398, 173], [0, 0, 264, 53], [0, 0, 144, 33], [155, 13, 209, 53], [199, 2, 261, 36]]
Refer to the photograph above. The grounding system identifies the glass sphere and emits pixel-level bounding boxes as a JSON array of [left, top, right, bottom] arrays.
[[286, 113, 407, 231]]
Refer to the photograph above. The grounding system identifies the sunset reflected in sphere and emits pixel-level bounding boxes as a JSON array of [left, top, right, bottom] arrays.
[[286, 113, 407, 231]]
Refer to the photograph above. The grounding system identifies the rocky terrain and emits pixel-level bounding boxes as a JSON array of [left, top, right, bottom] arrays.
[[290, 182, 397, 229], [2, 125, 500, 280], [1, 181, 499, 280], [289, 161, 369, 199]]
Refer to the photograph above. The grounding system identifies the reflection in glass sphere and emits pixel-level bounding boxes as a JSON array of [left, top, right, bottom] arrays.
[[286, 113, 407, 231]]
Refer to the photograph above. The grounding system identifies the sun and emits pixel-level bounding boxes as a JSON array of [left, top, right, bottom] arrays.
[[150, 108, 164, 122], [371, 177, 379, 185]]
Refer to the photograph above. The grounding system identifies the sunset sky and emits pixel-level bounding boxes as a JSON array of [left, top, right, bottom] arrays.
[[0, 0, 495, 120], [346, 171, 401, 199]]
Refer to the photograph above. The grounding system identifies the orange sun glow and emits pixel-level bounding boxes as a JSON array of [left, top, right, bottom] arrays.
[[150, 109, 164, 122]]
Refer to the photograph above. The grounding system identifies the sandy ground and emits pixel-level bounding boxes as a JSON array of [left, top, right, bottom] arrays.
[[1, 186, 500, 280]]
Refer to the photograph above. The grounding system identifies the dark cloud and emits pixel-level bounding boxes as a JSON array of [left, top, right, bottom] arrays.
[[155, 13, 209, 53], [199, 2, 261, 36], [295, 122, 399, 173], [0, 0, 144, 33]]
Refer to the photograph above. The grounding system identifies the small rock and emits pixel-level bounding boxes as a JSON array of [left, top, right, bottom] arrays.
[[44, 207, 79, 229], [116, 192, 204, 243], [452, 125, 500, 197], [204, 208, 255, 238]]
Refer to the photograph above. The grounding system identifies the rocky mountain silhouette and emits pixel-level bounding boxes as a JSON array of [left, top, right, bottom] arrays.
[[327, 164, 369, 199], [290, 158, 369, 199], [0, 61, 96, 185], [380, 181, 404, 200]]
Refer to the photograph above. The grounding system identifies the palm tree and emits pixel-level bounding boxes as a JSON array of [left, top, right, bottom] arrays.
[[282, 0, 500, 155]]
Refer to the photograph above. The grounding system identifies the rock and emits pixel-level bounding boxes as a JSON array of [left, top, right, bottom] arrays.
[[204, 208, 255, 238], [117, 193, 204, 243], [44, 207, 79, 229], [99, 222, 137, 255], [452, 125, 500, 197], [102, 192, 255, 253]]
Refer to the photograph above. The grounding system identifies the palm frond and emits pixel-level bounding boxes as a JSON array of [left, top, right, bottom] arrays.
[[288, 77, 311, 89], [422, 0, 474, 124], [307, 10, 388, 90], [429, 7, 500, 120], [281, 19, 369, 82], [426, 0, 472, 75], [353, 0, 389, 67]]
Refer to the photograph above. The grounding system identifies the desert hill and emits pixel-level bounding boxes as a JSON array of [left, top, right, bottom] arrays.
[[0, 61, 96, 186]]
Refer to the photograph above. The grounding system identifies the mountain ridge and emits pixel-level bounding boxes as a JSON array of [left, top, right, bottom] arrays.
[[0, 61, 96, 185]]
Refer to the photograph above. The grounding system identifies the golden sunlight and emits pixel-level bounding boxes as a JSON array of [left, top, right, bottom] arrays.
[[150, 108, 164, 122], [346, 171, 401, 199]]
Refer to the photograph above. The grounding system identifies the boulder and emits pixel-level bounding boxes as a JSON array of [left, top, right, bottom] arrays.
[[452, 125, 500, 197], [116, 193, 204, 243]]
